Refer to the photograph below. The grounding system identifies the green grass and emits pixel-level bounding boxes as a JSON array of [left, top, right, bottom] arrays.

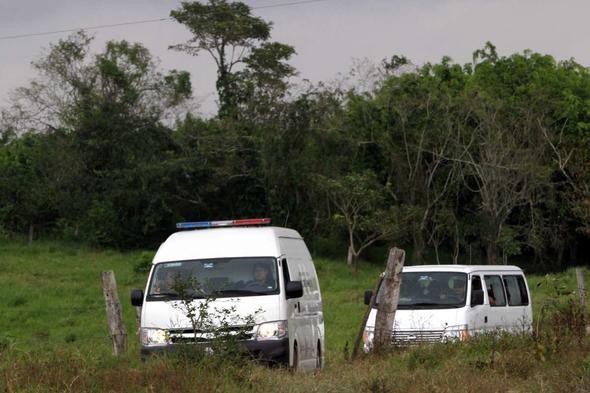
[[0, 238, 385, 359], [1, 238, 589, 392], [0, 239, 146, 355]]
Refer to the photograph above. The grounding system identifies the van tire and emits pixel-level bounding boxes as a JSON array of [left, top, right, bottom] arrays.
[[291, 342, 299, 372], [315, 341, 322, 371]]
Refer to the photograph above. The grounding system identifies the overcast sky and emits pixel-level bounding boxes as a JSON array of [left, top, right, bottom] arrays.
[[1, 0, 589, 116]]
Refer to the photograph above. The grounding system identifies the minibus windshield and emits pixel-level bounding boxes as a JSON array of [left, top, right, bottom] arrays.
[[146, 257, 279, 301], [376, 272, 467, 309]]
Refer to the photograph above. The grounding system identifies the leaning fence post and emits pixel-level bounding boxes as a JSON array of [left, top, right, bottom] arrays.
[[351, 274, 384, 360], [576, 267, 587, 334], [373, 247, 405, 353], [101, 270, 128, 355]]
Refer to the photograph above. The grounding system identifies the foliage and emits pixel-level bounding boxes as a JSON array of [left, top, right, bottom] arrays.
[[170, 0, 295, 119], [1, 31, 590, 267]]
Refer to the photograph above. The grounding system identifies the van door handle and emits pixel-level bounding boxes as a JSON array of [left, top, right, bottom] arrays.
[[484, 316, 488, 323], [295, 302, 300, 313]]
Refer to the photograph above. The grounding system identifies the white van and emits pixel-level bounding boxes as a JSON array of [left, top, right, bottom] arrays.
[[130, 218, 324, 371], [362, 265, 532, 350]]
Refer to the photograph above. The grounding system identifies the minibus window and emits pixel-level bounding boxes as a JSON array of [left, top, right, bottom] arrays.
[[281, 259, 291, 290], [484, 275, 506, 306], [471, 275, 484, 306], [376, 272, 467, 309], [503, 275, 529, 306], [516, 276, 529, 305], [146, 257, 280, 301]]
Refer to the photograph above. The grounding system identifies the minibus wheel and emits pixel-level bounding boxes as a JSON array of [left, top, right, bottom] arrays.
[[291, 342, 299, 372], [315, 342, 322, 371]]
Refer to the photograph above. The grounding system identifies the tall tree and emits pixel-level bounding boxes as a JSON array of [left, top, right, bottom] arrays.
[[170, 0, 295, 118]]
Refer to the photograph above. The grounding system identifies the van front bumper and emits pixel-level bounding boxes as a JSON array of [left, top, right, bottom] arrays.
[[140, 338, 289, 363]]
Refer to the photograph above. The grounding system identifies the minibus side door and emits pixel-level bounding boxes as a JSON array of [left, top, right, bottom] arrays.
[[468, 274, 488, 333], [483, 274, 509, 331]]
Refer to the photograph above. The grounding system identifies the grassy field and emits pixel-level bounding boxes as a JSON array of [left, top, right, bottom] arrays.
[[1, 238, 589, 392]]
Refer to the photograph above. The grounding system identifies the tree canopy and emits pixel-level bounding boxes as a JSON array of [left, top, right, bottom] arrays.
[[1, 23, 589, 273]]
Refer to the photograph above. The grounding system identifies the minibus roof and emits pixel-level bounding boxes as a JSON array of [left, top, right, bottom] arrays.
[[152, 226, 301, 263], [402, 265, 524, 274]]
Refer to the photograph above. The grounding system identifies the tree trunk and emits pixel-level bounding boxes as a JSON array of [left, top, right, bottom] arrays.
[[347, 244, 354, 267], [453, 222, 460, 264], [486, 241, 497, 265], [413, 231, 425, 264], [434, 243, 440, 264]]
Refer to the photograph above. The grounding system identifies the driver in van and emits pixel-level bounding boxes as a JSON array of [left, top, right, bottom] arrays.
[[246, 263, 274, 289]]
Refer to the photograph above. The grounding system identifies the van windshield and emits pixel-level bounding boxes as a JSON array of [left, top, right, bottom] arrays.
[[376, 272, 467, 309], [146, 257, 279, 301]]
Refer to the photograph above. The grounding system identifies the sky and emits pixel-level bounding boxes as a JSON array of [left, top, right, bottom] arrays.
[[1, 0, 589, 116]]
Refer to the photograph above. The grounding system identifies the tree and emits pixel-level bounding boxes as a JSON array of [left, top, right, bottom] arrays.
[[170, 0, 295, 118], [354, 58, 467, 263], [1, 31, 193, 246], [316, 171, 404, 271]]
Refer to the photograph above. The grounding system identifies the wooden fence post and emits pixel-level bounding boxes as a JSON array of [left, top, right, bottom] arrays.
[[576, 267, 586, 334], [373, 247, 405, 353], [351, 274, 384, 360], [101, 270, 128, 355]]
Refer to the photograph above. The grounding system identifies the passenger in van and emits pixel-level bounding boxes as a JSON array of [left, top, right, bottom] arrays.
[[487, 289, 496, 306], [246, 263, 275, 290], [450, 280, 466, 300], [154, 270, 176, 294]]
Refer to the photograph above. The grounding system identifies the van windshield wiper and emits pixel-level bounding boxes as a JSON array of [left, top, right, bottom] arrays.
[[399, 302, 462, 309], [149, 292, 206, 299], [149, 292, 178, 298], [212, 289, 268, 296]]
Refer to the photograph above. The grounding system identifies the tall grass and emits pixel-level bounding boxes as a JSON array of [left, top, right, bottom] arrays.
[[1, 239, 589, 392]]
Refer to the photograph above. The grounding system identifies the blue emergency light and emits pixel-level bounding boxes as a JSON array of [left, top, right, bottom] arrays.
[[176, 218, 271, 229]]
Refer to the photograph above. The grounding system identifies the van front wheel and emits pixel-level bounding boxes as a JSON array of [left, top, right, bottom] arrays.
[[291, 342, 299, 372], [315, 342, 322, 371]]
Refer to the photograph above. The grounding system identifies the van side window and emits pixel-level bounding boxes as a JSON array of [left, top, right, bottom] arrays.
[[484, 275, 506, 306], [503, 275, 529, 306], [472, 275, 482, 291], [471, 275, 483, 305], [281, 258, 291, 286]]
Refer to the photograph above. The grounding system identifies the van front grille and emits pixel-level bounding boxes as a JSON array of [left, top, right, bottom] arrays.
[[168, 326, 255, 344], [392, 329, 445, 345]]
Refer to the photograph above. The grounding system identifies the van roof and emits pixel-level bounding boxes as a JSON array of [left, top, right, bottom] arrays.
[[402, 265, 524, 274], [152, 226, 301, 264]]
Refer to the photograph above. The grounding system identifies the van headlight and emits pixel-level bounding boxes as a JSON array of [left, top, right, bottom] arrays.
[[255, 321, 288, 340], [141, 328, 170, 346], [443, 324, 469, 342]]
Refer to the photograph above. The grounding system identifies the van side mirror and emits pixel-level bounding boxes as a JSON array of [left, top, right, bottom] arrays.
[[286, 281, 303, 299], [131, 289, 144, 307], [364, 290, 373, 305], [471, 289, 484, 306]]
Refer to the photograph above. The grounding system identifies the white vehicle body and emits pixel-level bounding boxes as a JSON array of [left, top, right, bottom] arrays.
[[363, 265, 532, 350], [132, 224, 324, 371]]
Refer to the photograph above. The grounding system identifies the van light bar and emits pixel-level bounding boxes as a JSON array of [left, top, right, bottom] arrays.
[[176, 218, 271, 229]]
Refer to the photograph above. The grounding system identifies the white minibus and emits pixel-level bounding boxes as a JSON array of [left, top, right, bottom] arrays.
[[131, 218, 324, 371], [362, 265, 532, 350]]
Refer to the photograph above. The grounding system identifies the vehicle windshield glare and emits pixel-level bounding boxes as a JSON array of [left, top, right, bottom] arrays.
[[376, 272, 467, 309], [147, 257, 279, 300]]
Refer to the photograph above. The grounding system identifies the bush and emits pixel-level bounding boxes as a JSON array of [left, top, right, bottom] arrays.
[[133, 251, 154, 274], [79, 200, 122, 247]]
